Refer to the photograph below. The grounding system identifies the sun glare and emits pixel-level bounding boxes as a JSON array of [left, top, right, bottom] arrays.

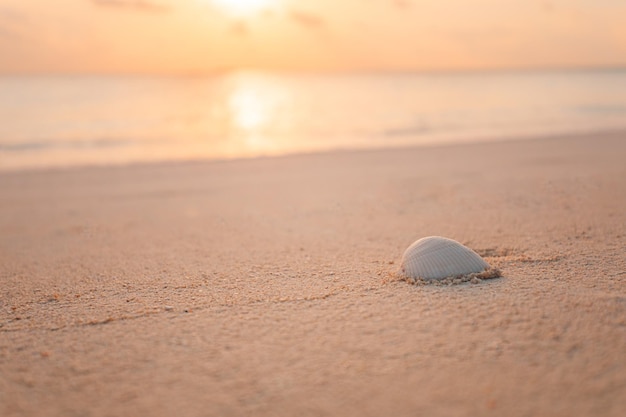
[[225, 74, 290, 152], [211, 0, 274, 15]]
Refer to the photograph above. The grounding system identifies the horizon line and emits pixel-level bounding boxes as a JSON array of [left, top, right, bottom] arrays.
[[1, 64, 625, 78]]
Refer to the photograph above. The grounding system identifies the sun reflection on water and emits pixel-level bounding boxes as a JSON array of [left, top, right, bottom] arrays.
[[3, 71, 626, 171], [225, 73, 290, 152], [229, 87, 267, 131]]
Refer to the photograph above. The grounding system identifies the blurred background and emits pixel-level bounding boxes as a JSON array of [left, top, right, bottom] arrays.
[[1, 0, 625, 170]]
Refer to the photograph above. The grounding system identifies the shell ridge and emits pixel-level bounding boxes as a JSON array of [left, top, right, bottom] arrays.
[[426, 249, 437, 278], [440, 244, 454, 277], [447, 245, 463, 276], [435, 246, 449, 278]]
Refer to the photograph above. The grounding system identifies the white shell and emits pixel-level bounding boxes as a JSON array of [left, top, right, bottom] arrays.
[[401, 236, 490, 280]]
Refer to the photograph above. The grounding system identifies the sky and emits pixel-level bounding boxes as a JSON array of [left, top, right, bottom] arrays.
[[0, 0, 625, 74]]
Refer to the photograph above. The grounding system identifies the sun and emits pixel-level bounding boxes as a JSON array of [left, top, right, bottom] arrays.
[[211, 0, 274, 15]]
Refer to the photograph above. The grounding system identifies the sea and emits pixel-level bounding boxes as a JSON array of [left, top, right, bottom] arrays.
[[1, 69, 625, 170]]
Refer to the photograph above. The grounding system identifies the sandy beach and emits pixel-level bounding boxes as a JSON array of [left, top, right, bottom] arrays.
[[1, 131, 625, 416]]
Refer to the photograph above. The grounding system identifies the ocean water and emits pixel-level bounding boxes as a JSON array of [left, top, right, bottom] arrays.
[[1, 70, 625, 170]]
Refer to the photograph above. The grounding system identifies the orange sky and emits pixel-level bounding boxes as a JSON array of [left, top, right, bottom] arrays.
[[0, 0, 625, 74]]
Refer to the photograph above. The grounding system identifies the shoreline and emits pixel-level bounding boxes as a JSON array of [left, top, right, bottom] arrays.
[[2, 127, 626, 175], [1, 129, 625, 416]]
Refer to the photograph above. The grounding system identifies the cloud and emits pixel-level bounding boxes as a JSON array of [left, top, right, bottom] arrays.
[[393, 0, 411, 9], [91, 0, 169, 12], [541, 1, 554, 12], [0, 7, 26, 40], [0, 26, 17, 40], [230, 21, 249, 37], [289, 10, 325, 29], [0, 6, 26, 20]]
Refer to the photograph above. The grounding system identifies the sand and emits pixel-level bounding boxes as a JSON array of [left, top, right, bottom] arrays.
[[1, 132, 625, 416]]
